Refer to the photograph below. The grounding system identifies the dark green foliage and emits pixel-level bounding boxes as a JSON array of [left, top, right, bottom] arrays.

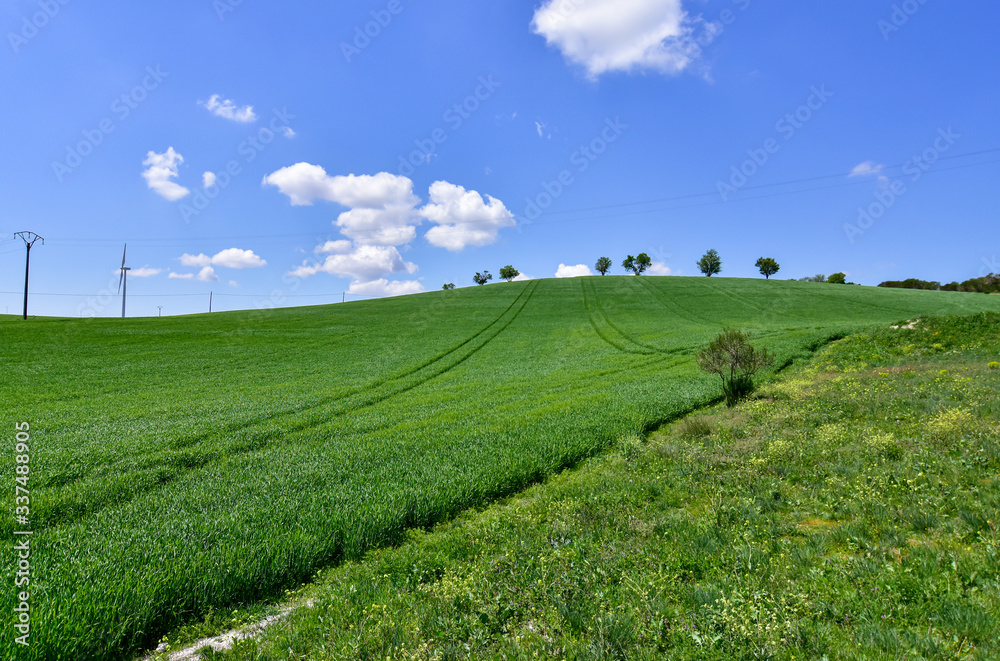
[[879, 278, 941, 290], [498, 265, 520, 282], [442, 283, 456, 290], [697, 249, 722, 277], [755, 257, 780, 279], [622, 252, 652, 275], [942, 273, 1000, 293], [473, 270, 492, 285], [697, 329, 774, 406], [827, 272, 847, 284], [595, 256, 613, 276], [798, 274, 826, 282]]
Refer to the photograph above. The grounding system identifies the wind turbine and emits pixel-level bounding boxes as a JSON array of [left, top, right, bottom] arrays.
[[117, 244, 131, 318]]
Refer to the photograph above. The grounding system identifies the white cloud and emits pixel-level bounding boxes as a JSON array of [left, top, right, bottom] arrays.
[[555, 263, 593, 278], [211, 248, 267, 269], [168, 272, 193, 280], [512, 273, 533, 282], [197, 266, 220, 283], [347, 279, 425, 298], [532, 0, 705, 78], [200, 94, 257, 123], [129, 267, 164, 278], [142, 147, 189, 201], [179, 248, 266, 269], [648, 261, 673, 275], [280, 126, 296, 139], [421, 181, 516, 251], [229, 280, 238, 287], [314, 240, 352, 255], [263, 164, 417, 207], [263, 165, 421, 246], [849, 161, 884, 177], [203, 171, 217, 188], [288, 245, 417, 281]]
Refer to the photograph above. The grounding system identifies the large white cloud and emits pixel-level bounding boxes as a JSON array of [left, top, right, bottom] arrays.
[[532, 0, 704, 78], [263, 165, 421, 246], [200, 94, 257, 123], [142, 147, 190, 201], [648, 261, 673, 275], [421, 181, 516, 251], [179, 248, 267, 269], [347, 279, 425, 298], [555, 263, 593, 278], [288, 245, 417, 282]]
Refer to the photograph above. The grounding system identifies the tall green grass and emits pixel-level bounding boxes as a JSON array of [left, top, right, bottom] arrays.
[[1, 277, 998, 659]]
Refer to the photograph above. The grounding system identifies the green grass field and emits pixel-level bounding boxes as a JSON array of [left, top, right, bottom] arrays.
[[210, 312, 1000, 660], [2, 276, 1000, 659]]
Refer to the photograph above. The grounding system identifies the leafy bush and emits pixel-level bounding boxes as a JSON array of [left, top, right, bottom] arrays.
[[755, 257, 780, 279], [622, 253, 651, 275], [697, 249, 722, 277], [499, 265, 520, 282], [595, 256, 612, 275], [828, 272, 847, 284], [697, 329, 774, 406]]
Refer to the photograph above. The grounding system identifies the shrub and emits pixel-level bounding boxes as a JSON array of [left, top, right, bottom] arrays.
[[755, 257, 780, 279], [622, 253, 652, 276], [595, 256, 612, 276], [498, 265, 520, 282], [473, 271, 492, 286], [828, 272, 847, 284], [697, 329, 774, 406], [989, 361, 999, 369]]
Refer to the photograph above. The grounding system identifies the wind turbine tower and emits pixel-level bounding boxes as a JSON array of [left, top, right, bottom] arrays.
[[118, 244, 131, 318]]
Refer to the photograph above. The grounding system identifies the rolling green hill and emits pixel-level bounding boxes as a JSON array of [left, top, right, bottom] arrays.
[[2, 276, 999, 660]]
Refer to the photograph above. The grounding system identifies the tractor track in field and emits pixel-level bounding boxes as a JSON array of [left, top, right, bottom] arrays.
[[31, 283, 540, 532], [633, 277, 708, 326], [582, 279, 696, 357]]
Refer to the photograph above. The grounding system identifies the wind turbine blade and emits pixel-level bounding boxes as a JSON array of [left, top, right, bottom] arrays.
[[121, 243, 127, 268]]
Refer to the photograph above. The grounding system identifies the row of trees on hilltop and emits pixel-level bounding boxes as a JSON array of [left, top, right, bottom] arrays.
[[594, 250, 785, 279], [879, 274, 999, 294], [447, 250, 856, 289]]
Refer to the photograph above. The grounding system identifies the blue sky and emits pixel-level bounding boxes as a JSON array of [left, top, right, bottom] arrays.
[[1, 0, 998, 317]]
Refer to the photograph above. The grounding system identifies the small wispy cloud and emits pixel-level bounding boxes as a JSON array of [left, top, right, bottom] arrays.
[[849, 161, 884, 177], [200, 94, 257, 123]]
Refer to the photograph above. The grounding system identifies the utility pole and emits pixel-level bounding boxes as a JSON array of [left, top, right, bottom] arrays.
[[14, 232, 43, 320]]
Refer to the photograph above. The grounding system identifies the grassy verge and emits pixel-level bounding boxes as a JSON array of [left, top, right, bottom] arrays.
[[205, 313, 1000, 660]]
